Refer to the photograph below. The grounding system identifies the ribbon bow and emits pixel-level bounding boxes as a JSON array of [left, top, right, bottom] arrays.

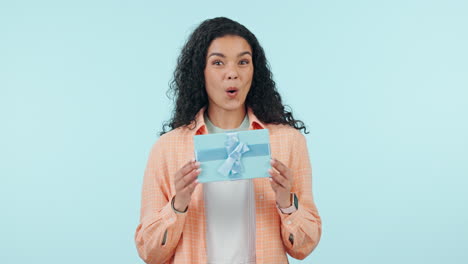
[[217, 132, 250, 178]]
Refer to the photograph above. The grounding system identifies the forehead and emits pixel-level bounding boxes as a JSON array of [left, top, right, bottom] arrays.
[[206, 35, 252, 55]]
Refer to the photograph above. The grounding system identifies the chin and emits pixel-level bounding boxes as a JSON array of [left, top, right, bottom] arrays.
[[219, 103, 245, 112], [209, 97, 247, 112], [228, 101, 247, 109]]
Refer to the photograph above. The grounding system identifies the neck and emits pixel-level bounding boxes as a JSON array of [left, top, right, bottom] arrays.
[[206, 105, 247, 130]]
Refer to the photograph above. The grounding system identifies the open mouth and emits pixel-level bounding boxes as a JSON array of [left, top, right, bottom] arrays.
[[226, 88, 239, 97], [226, 87, 239, 94]]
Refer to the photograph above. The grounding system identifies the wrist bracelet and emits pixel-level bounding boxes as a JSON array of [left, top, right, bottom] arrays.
[[171, 196, 188, 214]]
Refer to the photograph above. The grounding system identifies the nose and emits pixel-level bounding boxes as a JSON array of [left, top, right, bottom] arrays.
[[226, 65, 238, 80]]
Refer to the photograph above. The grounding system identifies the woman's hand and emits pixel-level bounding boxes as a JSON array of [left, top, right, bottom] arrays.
[[173, 159, 201, 212], [268, 158, 294, 208]]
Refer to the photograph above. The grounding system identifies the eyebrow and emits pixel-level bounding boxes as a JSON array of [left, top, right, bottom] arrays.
[[207, 51, 252, 58]]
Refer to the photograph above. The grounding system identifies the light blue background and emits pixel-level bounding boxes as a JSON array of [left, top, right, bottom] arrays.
[[1, 0, 467, 263]]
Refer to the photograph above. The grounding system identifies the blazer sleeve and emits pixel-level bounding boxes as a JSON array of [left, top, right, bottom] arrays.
[[134, 138, 187, 264], [278, 132, 322, 260]]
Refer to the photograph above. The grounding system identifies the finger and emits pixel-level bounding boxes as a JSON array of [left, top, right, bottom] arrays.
[[270, 158, 292, 181], [185, 179, 199, 195], [174, 160, 193, 182], [180, 168, 201, 189], [175, 159, 199, 181], [181, 176, 199, 196], [175, 164, 197, 191], [269, 177, 279, 192], [174, 175, 187, 192], [269, 169, 289, 189], [270, 158, 288, 175]]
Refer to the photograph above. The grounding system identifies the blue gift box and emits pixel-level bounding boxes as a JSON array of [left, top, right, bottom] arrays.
[[194, 129, 271, 183]]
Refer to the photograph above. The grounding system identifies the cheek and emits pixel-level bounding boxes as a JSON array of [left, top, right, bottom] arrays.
[[243, 70, 254, 87], [204, 76, 221, 100], [204, 70, 219, 88], [244, 68, 253, 80]]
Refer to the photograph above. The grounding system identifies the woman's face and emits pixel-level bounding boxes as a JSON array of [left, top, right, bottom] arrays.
[[204, 35, 253, 113]]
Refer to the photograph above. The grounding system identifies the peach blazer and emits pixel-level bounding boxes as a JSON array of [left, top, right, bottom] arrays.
[[135, 107, 321, 263]]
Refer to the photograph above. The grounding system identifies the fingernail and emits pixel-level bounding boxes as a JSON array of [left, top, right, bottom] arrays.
[[196, 168, 202, 173], [195, 162, 201, 167], [270, 159, 275, 165]]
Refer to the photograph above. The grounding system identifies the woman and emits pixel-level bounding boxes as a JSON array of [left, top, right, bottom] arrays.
[[135, 17, 321, 264]]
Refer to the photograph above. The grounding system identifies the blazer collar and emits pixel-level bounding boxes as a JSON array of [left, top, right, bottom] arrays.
[[192, 106, 266, 135]]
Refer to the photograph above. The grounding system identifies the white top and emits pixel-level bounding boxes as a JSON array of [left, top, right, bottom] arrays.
[[203, 112, 256, 264]]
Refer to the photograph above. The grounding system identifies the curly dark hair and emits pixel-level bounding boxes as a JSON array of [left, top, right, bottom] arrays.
[[160, 17, 308, 135]]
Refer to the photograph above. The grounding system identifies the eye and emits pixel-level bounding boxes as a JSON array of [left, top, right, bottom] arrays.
[[239, 59, 250, 65], [212, 60, 223, 66]]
